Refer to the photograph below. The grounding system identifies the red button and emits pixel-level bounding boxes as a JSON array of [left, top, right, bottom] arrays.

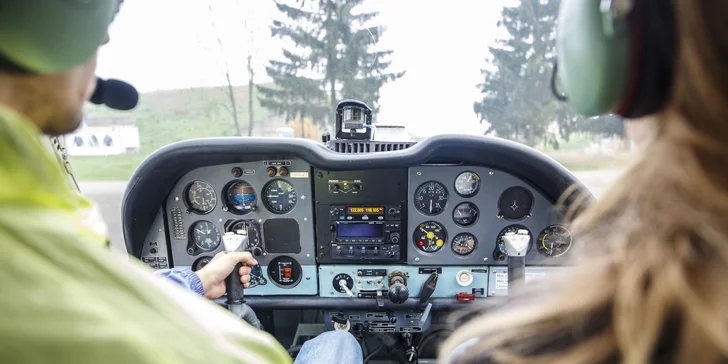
[[456, 292, 475, 302], [283, 267, 292, 278]]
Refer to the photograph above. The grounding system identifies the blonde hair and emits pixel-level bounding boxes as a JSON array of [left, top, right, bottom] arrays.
[[440, 1, 728, 363]]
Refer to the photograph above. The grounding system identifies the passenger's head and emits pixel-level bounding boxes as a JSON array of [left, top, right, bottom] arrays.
[[441, 1, 728, 363], [0, 0, 121, 135]]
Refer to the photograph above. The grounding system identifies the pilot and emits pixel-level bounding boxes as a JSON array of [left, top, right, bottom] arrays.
[[0, 1, 360, 363], [439, 0, 728, 363]]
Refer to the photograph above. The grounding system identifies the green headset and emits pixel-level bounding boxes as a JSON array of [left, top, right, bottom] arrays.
[[556, 0, 677, 118], [0, 0, 120, 75]]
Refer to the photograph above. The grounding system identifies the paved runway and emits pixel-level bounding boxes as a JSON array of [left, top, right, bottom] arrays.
[[80, 169, 625, 255]]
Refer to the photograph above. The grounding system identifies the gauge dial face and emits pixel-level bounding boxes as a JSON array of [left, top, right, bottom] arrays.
[[454, 171, 481, 197], [452, 202, 479, 226], [226, 180, 257, 214], [497, 186, 534, 221], [452, 233, 477, 256], [413, 221, 447, 253], [228, 220, 261, 250], [414, 181, 449, 215], [192, 256, 212, 271], [494, 225, 533, 260], [185, 181, 217, 214], [191, 221, 221, 252], [263, 179, 297, 214], [537, 225, 572, 258]]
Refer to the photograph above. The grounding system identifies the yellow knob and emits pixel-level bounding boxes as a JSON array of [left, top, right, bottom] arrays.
[[426, 231, 435, 239], [436, 239, 444, 247]]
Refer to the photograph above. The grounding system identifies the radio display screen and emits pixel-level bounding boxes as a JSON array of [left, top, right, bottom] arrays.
[[347, 207, 384, 215], [336, 223, 384, 238]]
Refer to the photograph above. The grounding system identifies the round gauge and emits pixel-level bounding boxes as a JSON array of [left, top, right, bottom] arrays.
[[263, 179, 298, 214], [227, 220, 262, 251], [494, 225, 533, 261], [454, 171, 481, 197], [185, 180, 217, 214], [414, 181, 449, 215], [537, 225, 573, 258], [268, 256, 302, 287], [497, 186, 534, 221], [452, 202, 479, 226], [192, 256, 212, 271], [452, 233, 477, 256], [413, 221, 447, 253], [226, 180, 257, 214], [191, 221, 221, 252]]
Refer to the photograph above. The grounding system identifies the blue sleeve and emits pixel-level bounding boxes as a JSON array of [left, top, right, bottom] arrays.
[[154, 267, 205, 296]]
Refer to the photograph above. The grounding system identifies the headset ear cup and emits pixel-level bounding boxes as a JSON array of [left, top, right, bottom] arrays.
[[0, 0, 119, 74], [617, 0, 677, 118], [557, 0, 632, 117]]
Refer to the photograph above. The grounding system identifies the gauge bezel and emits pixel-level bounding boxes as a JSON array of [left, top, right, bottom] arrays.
[[190, 220, 221, 252], [452, 201, 480, 227], [453, 171, 481, 197], [412, 221, 448, 254], [262, 179, 298, 215], [451, 233, 478, 256], [184, 180, 217, 215], [191, 256, 213, 271], [224, 179, 258, 215], [497, 186, 535, 221], [536, 224, 573, 258], [413, 180, 449, 216]]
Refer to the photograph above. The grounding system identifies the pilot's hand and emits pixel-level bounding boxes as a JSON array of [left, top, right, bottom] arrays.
[[195, 251, 258, 300]]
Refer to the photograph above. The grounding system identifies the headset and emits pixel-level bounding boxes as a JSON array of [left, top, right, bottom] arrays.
[[0, 0, 120, 75], [556, 0, 677, 118]]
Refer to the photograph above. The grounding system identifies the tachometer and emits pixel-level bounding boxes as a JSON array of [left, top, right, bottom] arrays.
[[413, 221, 447, 253], [494, 225, 533, 261], [414, 181, 448, 215], [452, 202, 479, 226], [454, 171, 480, 197], [537, 225, 572, 258], [185, 180, 217, 214], [191, 221, 221, 252], [452, 233, 477, 256], [226, 180, 257, 214], [263, 179, 297, 214]]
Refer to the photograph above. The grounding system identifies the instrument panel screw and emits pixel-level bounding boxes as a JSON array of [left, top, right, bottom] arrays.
[[306, 254, 310, 257], [491, 291, 496, 295], [158, 228, 162, 232], [304, 217, 307, 221], [258, 219, 262, 223], [489, 171, 494, 175], [219, 218, 223, 222], [484, 258, 488, 262], [222, 206, 228, 212], [306, 276, 311, 280], [301, 195, 306, 200], [416, 171, 422, 176], [414, 257, 420, 262], [175, 197, 180, 201], [330, 271, 333, 275]]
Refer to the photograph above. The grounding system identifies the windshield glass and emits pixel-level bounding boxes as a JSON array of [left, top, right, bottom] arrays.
[[70, 0, 633, 249]]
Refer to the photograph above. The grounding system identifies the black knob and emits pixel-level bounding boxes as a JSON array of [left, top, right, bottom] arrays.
[[331, 313, 347, 325], [389, 232, 401, 244], [388, 208, 397, 215], [332, 184, 340, 191], [404, 347, 418, 363], [388, 282, 409, 304], [388, 314, 397, 324], [252, 247, 263, 256]]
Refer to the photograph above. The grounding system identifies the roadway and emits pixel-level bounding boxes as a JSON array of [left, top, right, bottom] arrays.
[[80, 169, 624, 255]]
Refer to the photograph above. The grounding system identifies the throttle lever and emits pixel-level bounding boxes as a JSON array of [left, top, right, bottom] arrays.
[[419, 272, 438, 303]]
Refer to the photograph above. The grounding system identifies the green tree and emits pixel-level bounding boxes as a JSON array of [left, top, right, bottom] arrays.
[[258, 0, 403, 129], [475, 0, 620, 147]]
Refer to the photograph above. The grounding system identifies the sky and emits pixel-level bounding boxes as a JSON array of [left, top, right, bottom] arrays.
[[96, 0, 511, 137]]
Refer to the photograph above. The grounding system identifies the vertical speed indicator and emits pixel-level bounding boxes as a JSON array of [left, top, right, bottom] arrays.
[[414, 181, 448, 215]]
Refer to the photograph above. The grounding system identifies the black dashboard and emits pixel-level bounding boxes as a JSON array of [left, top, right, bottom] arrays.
[[124, 134, 590, 332]]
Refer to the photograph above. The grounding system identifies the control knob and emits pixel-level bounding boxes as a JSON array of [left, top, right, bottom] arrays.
[[252, 246, 263, 256], [389, 232, 401, 244], [387, 271, 409, 304]]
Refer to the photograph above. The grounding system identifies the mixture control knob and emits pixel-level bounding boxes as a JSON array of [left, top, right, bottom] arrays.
[[388, 282, 409, 304], [389, 232, 401, 244], [252, 247, 263, 256]]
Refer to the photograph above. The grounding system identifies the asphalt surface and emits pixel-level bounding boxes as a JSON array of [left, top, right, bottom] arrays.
[[80, 169, 624, 255]]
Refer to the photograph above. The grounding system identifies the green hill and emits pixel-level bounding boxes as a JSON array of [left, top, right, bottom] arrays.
[[69, 83, 276, 180]]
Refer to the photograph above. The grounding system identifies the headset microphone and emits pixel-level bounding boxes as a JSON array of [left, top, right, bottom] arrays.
[[90, 77, 139, 111]]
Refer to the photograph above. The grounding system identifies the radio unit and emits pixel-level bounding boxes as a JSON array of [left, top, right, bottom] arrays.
[[328, 205, 403, 261]]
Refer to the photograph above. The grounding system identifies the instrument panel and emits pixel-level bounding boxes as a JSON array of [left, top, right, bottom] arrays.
[[127, 136, 588, 307]]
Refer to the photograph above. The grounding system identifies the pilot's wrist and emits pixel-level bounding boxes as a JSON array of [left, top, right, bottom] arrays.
[[186, 270, 205, 296]]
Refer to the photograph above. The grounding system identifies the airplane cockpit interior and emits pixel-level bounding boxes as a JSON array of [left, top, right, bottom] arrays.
[[122, 99, 591, 363]]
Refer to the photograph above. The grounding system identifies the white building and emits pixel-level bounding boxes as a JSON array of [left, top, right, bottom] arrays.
[[64, 116, 140, 156]]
